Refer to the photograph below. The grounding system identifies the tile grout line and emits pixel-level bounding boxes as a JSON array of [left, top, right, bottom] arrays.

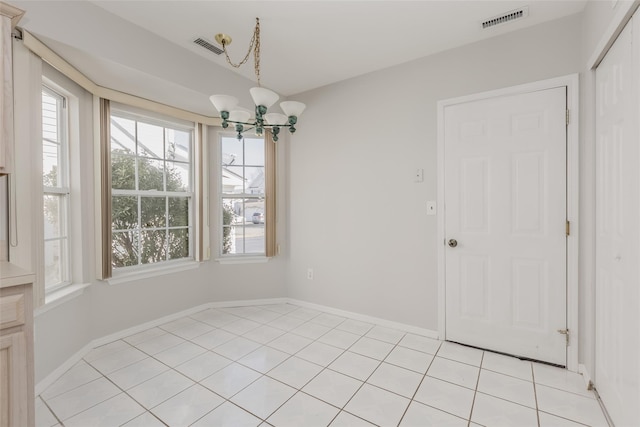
[[248, 311, 383, 424], [337, 336, 403, 425], [195, 306, 336, 424], [40, 310, 229, 424], [395, 339, 443, 427], [238, 308, 425, 425], [467, 349, 485, 427], [188, 305, 354, 425], [123, 305, 306, 426], [395, 342, 481, 424], [41, 376, 125, 425], [252, 315, 378, 425], [98, 363, 172, 426], [40, 397, 65, 427], [532, 362, 541, 427], [324, 333, 404, 427]]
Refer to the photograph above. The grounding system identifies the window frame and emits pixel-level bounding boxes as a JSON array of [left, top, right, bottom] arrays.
[[219, 133, 267, 258], [41, 84, 72, 294], [109, 106, 197, 272]]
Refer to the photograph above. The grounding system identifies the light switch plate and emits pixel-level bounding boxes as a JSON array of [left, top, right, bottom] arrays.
[[415, 168, 424, 183]]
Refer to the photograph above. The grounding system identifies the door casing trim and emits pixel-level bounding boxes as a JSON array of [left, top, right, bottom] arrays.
[[436, 74, 580, 372]]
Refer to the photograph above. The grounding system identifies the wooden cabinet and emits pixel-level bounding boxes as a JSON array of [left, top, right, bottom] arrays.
[[0, 262, 34, 427], [0, 2, 24, 174]]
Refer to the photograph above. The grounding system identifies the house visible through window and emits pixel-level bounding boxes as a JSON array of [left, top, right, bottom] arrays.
[[110, 110, 194, 268], [220, 135, 265, 255], [42, 86, 70, 292]]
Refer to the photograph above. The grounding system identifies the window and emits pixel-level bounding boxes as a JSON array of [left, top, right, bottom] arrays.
[[220, 135, 265, 256], [42, 86, 70, 292], [110, 109, 194, 268]]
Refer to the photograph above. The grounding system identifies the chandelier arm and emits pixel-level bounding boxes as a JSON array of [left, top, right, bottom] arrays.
[[226, 120, 291, 129], [225, 120, 254, 126]]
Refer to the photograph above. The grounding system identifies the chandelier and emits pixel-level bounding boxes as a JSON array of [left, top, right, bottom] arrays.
[[210, 18, 306, 142]]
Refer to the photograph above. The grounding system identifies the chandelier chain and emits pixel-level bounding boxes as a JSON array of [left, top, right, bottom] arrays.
[[221, 17, 261, 86]]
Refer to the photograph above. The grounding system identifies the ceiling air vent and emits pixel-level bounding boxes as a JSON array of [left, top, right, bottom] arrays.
[[193, 37, 223, 55], [482, 6, 529, 29]]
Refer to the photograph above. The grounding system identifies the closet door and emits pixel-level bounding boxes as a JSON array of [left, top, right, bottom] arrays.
[[595, 17, 640, 427]]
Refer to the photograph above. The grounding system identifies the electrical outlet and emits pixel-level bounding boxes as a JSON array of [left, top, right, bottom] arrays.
[[307, 268, 314, 280]]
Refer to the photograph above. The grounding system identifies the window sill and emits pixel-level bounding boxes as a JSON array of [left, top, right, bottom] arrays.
[[215, 256, 269, 265], [106, 260, 200, 285], [35, 282, 91, 317]]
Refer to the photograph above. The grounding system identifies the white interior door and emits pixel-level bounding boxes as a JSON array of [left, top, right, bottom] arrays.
[[595, 18, 640, 427], [443, 87, 567, 366]]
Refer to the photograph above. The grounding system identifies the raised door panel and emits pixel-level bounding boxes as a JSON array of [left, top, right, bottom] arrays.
[[458, 255, 489, 321], [0, 332, 27, 427], [511, 152, 546, 236], [460, 157, 489, 233], [0, 293, 24, 329], [511, 258, 548, 332]]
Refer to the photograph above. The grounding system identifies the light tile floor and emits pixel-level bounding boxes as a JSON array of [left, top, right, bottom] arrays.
[[36, 303, 609, 427]]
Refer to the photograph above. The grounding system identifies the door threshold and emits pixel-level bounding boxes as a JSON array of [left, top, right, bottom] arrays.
[[446, 340, 566, 369]]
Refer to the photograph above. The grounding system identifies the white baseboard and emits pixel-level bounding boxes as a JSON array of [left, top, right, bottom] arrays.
[[286, 298, 439, 339], [579, 363, 594, 390], [35, 342, 94, 396], [210, 297, 287, 308], [36, 296, 434, 395]]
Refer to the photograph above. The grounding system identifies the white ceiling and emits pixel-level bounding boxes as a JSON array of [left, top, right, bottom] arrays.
[[14, 1, 587, 115]]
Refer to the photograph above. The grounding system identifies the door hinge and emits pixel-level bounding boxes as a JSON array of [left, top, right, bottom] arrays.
[[558, 328, 570, 346], [566, 109, 570, 125], [566, 220, 570, 236]]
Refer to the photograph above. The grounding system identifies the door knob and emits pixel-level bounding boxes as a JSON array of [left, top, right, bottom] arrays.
[[448, 239, 458, 248]]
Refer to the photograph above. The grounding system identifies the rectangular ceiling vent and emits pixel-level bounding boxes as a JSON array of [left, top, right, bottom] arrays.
[[482, 6, 529, 29], [193, 37, 223, 55]]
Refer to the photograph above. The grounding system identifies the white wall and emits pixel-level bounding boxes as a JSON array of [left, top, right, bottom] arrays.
[[286, 15, 583, 331], [582, 0, 628, 59]]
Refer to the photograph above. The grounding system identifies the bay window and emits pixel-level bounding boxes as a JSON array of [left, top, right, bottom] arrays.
[[110, 108, 194, 269]]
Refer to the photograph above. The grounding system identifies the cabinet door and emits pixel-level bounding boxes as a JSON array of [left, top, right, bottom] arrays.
[[0, 331, 27, 427]]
